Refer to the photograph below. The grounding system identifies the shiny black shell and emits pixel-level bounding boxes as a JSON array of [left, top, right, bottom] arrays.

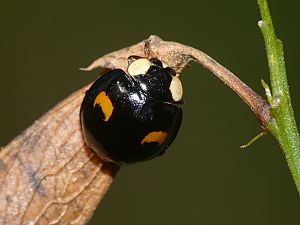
[[80, 58, 182, 165]]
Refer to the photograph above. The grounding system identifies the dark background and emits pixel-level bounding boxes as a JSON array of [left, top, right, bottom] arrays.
[[1, 0, 299, 224]]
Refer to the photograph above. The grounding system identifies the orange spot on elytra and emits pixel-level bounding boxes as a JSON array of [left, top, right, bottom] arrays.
[[93, 91, 114, 121], [141, 131, 168, 146]]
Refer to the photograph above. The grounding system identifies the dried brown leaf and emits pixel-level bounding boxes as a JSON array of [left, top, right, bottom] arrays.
[[0, 35, 269, 225]]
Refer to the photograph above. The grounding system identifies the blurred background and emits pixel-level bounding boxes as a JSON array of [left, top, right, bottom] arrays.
[[1, 0, 299, 224]]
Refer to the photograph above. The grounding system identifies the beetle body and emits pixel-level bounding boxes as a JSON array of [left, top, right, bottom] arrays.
[[80, 57, 183, 165]]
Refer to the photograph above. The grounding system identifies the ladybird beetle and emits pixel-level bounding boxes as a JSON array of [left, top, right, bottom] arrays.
[[80, 56, 183, 165]]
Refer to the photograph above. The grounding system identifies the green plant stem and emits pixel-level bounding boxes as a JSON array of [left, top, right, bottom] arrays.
[[258, 0, 300, 194]]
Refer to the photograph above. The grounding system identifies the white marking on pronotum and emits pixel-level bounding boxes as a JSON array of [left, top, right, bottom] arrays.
[[169, 76, 183, 102], [161, 60, 169, 68], [127, 58, 152, 76]]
